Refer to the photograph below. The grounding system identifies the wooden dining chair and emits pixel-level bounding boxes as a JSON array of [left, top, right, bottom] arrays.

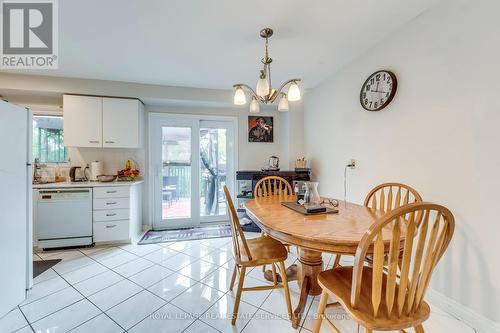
[[254, 175, 294, 197], [223, 186, 293, 325], [254, 176, 294, 274], [313, 202, 455, 333], [333, 182, 423, 268]]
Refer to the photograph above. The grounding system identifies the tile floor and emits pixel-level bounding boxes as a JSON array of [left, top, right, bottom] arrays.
[[0, 233, 478, 333]]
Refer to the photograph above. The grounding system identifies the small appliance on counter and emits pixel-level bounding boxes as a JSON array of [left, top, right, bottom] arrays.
[[262, 155, 280, 171], [90, 161, 104, 181], [69, 166, 90, 182]]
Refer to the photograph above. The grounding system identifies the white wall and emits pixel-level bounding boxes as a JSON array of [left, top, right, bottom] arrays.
[[304, 0, 500, 324]]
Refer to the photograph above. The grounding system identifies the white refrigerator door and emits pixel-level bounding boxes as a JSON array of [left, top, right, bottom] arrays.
[[0, 100, 28, 316]]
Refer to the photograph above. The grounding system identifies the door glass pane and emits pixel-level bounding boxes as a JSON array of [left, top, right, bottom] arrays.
[[162, 126, 191, 220], [200, 127, 227, 217]]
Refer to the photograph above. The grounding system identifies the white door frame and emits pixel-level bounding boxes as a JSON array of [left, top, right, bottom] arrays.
[[149, 112, 238, 230]]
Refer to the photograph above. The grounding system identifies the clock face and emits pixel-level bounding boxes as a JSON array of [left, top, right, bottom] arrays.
[[360, 70, 397, 111]]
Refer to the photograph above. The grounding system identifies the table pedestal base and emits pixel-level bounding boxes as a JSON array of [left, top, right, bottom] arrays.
[[263, 248, 323, 328]]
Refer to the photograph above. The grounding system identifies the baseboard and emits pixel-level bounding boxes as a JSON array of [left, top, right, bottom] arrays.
[[426, 288, 500, 333]]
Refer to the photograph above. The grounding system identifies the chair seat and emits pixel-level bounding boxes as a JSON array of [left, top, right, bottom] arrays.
[[318, 267, 430, 331], [238, 235, 288, 266]]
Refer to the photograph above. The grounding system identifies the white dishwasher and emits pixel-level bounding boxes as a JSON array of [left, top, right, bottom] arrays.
[[36, 188, 93, 249]]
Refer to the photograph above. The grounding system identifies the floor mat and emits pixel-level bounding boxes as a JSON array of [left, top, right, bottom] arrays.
[[139, 224, 232, 245], [33, 259, 61, 278]]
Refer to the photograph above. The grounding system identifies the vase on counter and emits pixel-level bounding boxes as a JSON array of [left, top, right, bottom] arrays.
[[303, 181, 321, 205]]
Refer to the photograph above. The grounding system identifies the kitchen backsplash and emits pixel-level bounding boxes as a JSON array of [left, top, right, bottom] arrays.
[[68, 147, 146, 175], [38, 147, 146, 182]]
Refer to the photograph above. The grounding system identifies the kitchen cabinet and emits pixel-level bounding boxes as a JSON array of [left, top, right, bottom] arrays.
[[63, 95, 102, 148], [63, 95, 143, 148], [92, 184, 142, 243], [103, 98, 142, 148]]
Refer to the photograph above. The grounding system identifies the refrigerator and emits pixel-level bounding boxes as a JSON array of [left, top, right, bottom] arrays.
[[0, 100, 33, 317]]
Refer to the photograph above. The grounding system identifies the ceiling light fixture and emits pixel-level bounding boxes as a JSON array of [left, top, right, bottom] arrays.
[[233, 28, 301, 113]]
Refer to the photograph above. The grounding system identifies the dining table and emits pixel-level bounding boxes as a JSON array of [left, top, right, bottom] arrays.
[[244, 194, 394, 328]]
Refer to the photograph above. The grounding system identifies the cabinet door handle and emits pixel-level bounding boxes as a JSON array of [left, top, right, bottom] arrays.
[[106, 213, 117, 217], [89, 140, 99, 144], [105, 141, 115, 144], [106, 202, 117, 205], [105, 224, 117, 228]]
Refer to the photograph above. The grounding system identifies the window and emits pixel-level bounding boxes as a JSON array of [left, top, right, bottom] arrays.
[[32, 115, 68, 163]]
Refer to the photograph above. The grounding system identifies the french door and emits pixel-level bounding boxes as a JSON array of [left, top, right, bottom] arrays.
[[150, 113, 236, 229]]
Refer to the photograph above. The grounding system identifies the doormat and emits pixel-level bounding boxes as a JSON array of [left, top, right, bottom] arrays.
[[138, 225, 232, 245], [33, 259, 61, 279]]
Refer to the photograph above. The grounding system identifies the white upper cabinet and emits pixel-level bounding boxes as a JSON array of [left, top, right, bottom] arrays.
[[103, 98, 142, 148], [63, 95, 143, 148], [63, 95, 102, 148]]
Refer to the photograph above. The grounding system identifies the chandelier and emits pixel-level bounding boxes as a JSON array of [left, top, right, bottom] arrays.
[[233, 28, 301, 113]]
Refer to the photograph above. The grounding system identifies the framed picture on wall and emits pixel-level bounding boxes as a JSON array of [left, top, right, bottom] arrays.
[[248, 116, 273, 143]]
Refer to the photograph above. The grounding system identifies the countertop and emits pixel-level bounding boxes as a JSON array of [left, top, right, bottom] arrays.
[[32, 179, 144, 189]]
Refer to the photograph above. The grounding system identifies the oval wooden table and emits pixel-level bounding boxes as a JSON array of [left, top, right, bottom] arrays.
[[244, 195, 393, 328]]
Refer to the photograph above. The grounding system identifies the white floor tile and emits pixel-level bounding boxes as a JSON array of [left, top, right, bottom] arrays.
[[22, 275, 70, 306], [20, 287, 83, 323], [201, 249, 232, 267], [142, 247, 179, 264], [88, 279, 143, 311], [231, 274, 273, 308], [179, 243, 216, 259], [159, 252, 199, 270], [31, 299, 100, 333], [128, 303, 194, 333], [423, 308, 476, 333], [0, 308, 29, 332], [128, 264, 174, 288], [106, 290, 165, 330], [73, 270, 123, 297], [243, 309, 299, 333], [200, 237, 232, 249], [201, 266, 235, 292], [260, 288, 313, 320], [79, 245, 115, 256], [147, 272, 197, 302], [52, 256, 95, 275], [33, 268, 58, 285], [62, 262, 109, 284], [200, 294, 259, 333], [88, 247, 127, 261], [69, 313, 123, 333], [183, 319, 220, 333], [98, 251, 138, 268], [112, 257, 154, 277], [302, 298, 357, 332], [170, 282, 224, 316], [13, 326, 33, 333], [178, 259, 219, 282], [119, 243, 161, 257], [166, 240, 201, 252]]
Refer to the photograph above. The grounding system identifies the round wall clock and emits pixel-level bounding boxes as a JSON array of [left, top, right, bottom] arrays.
[[360, 70, 397, 111]]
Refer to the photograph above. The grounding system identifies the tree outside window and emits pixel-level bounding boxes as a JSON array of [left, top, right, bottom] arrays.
[[32, 115, 68, 163]]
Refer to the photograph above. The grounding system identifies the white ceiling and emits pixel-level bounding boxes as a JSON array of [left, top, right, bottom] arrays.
[[3, 0, 440, 90]]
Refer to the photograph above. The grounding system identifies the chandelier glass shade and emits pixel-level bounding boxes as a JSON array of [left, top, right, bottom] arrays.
[[233, 28, 301, 113]]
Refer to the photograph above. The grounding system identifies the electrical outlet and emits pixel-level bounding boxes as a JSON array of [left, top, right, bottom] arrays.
[[347, 159, 356, 169]]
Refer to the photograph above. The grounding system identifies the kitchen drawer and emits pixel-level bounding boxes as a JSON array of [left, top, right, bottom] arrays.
[[93, 209, 129, 222], [93, 186, 130, 199], [93, 197, 129, 210], [93, 220, 129, 242]]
